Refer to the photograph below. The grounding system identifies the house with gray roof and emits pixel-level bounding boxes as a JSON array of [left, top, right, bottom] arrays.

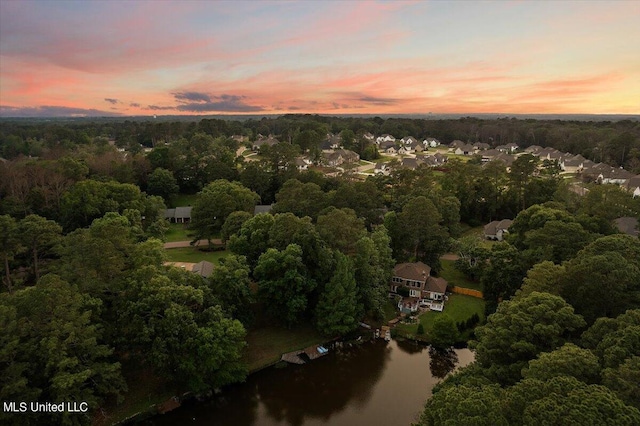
[[163, 206, 192, 223], [613, 217, 639, 238], [254, 205, 273, 215], [484, 219, 513, 241], [252, 137, 279, 151], [192, 261, 214, 278], [625, 175, 640, 197]]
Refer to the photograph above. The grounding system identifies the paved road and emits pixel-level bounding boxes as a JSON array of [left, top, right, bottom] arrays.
[[164, 239, 223, 249]]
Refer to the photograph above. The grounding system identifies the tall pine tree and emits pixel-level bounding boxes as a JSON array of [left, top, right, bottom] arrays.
[[316, 252, 359, 336]]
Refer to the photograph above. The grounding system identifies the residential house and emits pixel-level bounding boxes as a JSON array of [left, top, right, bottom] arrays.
[[537, 147, 564, 161], [295, 156, 312, 171], [432, 153, 448, 165], [481, 149, 502, 162], [321, 133, 342, 150], [322, 149, 360, 167], [449, 140, 466, 150], [163, 206, 192, 223], [625, 175, 640, 197], [410, 139, 425, 153], [378, 140, 396, 152], [254, 205, 273, 215], [363, 132, 375, 141], [454, 144, 475, 156], [252, 136, 279, 151], [423, 137, 441, 148], [423, 153, 447, 167], [400, 157, 423, 170], [192, 261, 214, 278], [561, 155, 587, 173], [484, 219, 513, 241], [473, 142, 490, 151], [525, 145, 543, 154], [613, 217, 639, 238], [401, 136, 418, 146], [598, 167, 634, 185], [376, 134, 396, 144], [389, 262, 448, 313], [397, 145, 413, 155], [496, 143, 519, 153], [374, 162, 390, 175], [488, 153, 515, 168]]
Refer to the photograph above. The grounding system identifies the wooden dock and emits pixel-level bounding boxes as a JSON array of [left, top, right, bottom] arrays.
[[280, 345, 330, 364], [280, 350, 305, 364]]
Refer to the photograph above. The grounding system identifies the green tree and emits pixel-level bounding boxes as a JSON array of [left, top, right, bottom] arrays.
[[514, 376, 640, 425], [315, 252, 359, 335], [220, 211, 253, 243], [602, 356, 640, 409], [559, 251, 640, 324], [522, 343, 601, 383], [118, 268, 246, 391], [254, 244, 316, 326], [472, 292, 586, 385], [353, 226, 394, 320], [0, 215, 21, 292], [227, 213, 275, 269], [190, 180, 260, 243], [430, 315, 460, 349], [146, 167, 179, 203], [391, 196, 449, 267], [316, 207, 366, 254], [0, 275, 125, 425], [268, 213, 333, 284], [207, 255, 253, 324], [509, 153, 539, 211], [272, 179, 328, 220], [19, 214, 62, 281], [524, 220, 596, 263], [516, 261, 563, 299], [419, 383, 508, 426]]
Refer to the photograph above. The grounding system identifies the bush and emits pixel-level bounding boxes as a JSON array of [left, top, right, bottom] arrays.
[[417, 323, 425, 335]]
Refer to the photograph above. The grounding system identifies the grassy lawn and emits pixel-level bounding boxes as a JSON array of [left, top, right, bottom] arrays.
[[96, 360, 178, 426], [439, 259, 482, 291], [164, 248, 229, 264], [170, 193, 197, 207], [460, 225, 496, 249], [372, 154, 394, 163], [243, 324, 325, 372], [164, 223, 194, 242], [395, 294, 485, 340]]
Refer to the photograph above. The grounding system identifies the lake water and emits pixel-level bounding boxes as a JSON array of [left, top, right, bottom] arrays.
[[141, 339, 474, 426]]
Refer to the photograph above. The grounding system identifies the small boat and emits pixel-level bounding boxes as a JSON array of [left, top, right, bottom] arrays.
[[317, 346, 329, 354]]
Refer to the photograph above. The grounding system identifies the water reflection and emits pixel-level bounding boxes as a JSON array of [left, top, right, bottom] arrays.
[[142, 340, 473, 426], [428, 348, 458, 379]]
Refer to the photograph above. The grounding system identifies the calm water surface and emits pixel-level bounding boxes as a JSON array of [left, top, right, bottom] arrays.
[[142, 339, 474, 426]]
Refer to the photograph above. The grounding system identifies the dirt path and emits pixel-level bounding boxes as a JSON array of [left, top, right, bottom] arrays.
[[163, 239, 222, 249]]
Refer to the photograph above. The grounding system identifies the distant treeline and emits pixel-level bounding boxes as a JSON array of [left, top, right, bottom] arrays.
[[2, 115, 639, 170]]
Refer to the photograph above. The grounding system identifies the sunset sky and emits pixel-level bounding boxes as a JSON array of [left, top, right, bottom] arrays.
[[1, 0, 639, 117]]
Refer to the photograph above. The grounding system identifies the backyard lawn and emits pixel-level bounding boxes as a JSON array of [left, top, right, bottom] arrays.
[[164, 247, 229, 264], [395, 294, 485, 340], [170, 193, 197, 207], [244, 324, 325, 372], [164, 223, 194, 242], [439, 259, 482, 291]]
